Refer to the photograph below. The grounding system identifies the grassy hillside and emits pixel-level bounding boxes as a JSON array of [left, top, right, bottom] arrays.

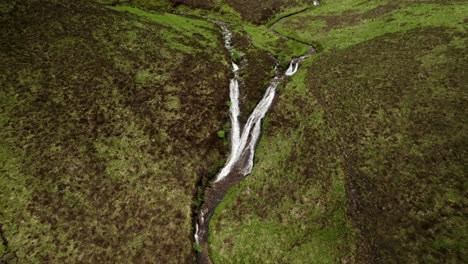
[[0, 0, 231, 262], [274, 0, 467, 51], [309, 25, 467, 264], [2, 0, 466, 263], [209, 0, 467, 263], [137, 0, 310, 122], [209, 58, 357, 264], [221, 0, 307, 24]]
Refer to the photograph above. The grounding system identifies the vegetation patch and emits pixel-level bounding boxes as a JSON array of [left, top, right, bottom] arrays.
[[2, 0, 466, 263], [222, 0, 306, 24], [275, 1, 467, 51], [0, 1, 230, 262], [209, 59, 357, 263], [111, 5, 218, 52], [208, 0, 467, 263], [306, 26, 467, 262]]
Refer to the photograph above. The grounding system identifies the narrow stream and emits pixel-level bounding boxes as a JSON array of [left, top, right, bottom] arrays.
[[195, 14, 316, 263]]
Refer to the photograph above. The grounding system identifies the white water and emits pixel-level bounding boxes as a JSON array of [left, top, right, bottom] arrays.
[[213, 24, 301, 183], [232, 62, 239, 72], [195, 208, 208, 243], [195, 223, 199, 243], [285, 61, 299, 76], [228, 79, 241, 161], [195, 19, 314, 251], [216, 81, 278, 182]]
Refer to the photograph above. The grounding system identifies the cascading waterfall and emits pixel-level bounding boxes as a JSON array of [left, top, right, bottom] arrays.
[[195, 20, 315, 264], [232, 62, 239, 72], [215, 80, 278, 181], [285, 61, 299, 76]]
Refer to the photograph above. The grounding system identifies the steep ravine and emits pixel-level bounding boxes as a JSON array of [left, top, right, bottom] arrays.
[[195, 12, 317, 263]]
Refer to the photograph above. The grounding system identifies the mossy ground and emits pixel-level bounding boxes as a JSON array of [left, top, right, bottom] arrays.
[[162, 0, 311, 123], [306, 25, 467, 263], [209, 58, 357, 264], [208, 0, 467, 263], [1, 0, 466, 263], [275, 0, 467, 51], [221, 0, 307, 24], [0, 1, 230, 262]]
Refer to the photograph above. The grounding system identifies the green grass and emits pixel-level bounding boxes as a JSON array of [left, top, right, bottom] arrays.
[[151, 0, 310, 60], [116, 1, 310, 125], [209, 58, 356, 263], [243, 24, 281, 53], [230, 48, 242, 63], [111, 5, 217, 52], [303, 25, 467, 262], [208, 0, 468, 263], [243, 24, 307, 60], [312, 0, 387, 15], [275, 1, 468, 51], [0, 1, 230, 262], [265, 5, 312, 27], [3, 0, 466, 263], [161, 0, 310, 120], [220, 0, 306, 24]]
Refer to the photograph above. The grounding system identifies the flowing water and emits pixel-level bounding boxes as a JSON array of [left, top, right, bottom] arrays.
[[195, 21, 315, 264]]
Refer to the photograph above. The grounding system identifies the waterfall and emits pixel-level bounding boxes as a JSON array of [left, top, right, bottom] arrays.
[[285, 61, 299, 76], [195, 20, 315, 263], [232, 62, 239, 71]]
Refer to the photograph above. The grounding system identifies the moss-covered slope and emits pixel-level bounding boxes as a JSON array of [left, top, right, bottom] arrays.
[[309, 26, 467, 263], [209, 0, 467, 263], [0, 0, 230, 262], [222, 0, 307, 24]]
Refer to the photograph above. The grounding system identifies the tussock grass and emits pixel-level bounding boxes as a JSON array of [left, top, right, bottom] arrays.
[[0, 1, 230, 262], [209, 0, 468, 263], [275, 1, 467, 50]]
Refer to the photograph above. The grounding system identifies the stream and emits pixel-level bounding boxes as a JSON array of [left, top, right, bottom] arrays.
[[195, 7, 317, 263]]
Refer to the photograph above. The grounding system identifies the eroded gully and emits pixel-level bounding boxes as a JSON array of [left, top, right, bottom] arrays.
[[195, 6, 317, 263]]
